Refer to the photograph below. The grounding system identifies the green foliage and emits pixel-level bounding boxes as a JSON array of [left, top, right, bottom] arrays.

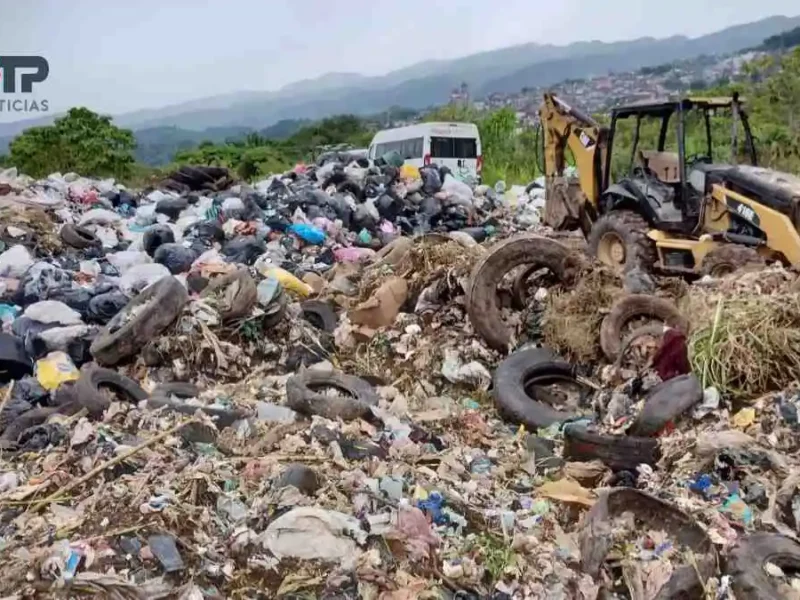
[[9, 108, 135, 179], [172, 114, 375, 181]]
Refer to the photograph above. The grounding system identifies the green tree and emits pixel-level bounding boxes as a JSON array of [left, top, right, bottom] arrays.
[[9, 107, 135, 179]]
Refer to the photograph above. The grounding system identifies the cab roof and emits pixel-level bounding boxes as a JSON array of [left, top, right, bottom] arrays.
[[611, 95, 745, 119]]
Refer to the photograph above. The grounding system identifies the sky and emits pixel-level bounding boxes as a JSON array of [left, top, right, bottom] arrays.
[[1, 0, 798, 123]]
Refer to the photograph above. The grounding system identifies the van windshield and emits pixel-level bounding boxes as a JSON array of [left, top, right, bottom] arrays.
[[430, 137, 478, 159]]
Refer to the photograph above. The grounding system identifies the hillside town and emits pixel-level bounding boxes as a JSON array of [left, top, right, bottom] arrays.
[[451, 50, 767, 125]]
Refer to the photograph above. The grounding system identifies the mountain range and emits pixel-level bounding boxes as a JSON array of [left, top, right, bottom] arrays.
[[1, 14, 799, 161]]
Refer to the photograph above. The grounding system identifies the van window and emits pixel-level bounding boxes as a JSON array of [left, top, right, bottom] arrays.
[[454, 138, 477, 159], [400, 137, 423, 159], [430, 136, 478, 159]]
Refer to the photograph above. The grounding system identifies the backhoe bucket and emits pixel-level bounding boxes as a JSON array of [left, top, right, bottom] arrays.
[[543, 175, 586, 231]]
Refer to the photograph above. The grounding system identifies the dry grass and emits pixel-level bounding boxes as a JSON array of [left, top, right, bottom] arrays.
[[688, 293, 800, 399], [359, 237, 483, 301], [541, 265, 623, 362]]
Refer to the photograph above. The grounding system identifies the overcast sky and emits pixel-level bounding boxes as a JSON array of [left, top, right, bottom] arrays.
[[1, 0, 798, 123]]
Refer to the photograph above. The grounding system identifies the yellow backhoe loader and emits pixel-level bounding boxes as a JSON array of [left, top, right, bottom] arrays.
[[539, 92, 800, 275]]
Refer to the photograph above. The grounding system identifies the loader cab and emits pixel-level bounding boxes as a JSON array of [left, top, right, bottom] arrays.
[[604, 94, 758, 234]]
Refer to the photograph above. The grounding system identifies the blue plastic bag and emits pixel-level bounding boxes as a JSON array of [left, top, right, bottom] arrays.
[[289, 223, 326, 245]]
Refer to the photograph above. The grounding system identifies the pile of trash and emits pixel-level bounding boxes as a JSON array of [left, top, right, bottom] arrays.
[[0, 161, 799, 599]]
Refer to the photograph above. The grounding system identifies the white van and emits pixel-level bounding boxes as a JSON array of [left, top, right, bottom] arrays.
[[368, 122, 482, 180]]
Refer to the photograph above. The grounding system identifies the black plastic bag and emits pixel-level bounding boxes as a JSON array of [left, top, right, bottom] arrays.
[[154, 243, 197, 275], [155, 197, 189, 220], [143, 224, 175, 257], [49, 287, 92, 315], [221, 236, 266, 266], [419, 165, 443, 195], [88, 290, 130, 324]]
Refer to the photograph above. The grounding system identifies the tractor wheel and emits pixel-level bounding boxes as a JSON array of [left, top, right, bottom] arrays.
[[588, 211, 657, 273], [700, 244, 766, 277]]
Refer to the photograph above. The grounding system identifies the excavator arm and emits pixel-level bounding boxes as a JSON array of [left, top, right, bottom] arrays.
[[538, 93, 607, 232]]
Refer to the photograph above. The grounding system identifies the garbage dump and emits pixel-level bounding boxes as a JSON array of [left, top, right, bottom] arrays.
[[0, 159, 799, 599]]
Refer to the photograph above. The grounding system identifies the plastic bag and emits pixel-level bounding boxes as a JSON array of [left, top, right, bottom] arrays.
[[0, 245, 34, 278], [35, 351, 79, 391], [222, 237, 266, 266], [143, 224, 175, 256], [88, 290, 129, 324], [153, 243, 197, 275], [419, 165, 442, 195], [24, 300, 82, 325], [289, 223, 326, 245], [106, 250, 151, 274], [118, 263, 171, 295], [78, 208, 121, 226], [48, 287, 92, 315]]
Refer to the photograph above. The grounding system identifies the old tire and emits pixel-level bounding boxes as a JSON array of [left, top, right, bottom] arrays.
[[701, 244, 766, 277], [286, 369, 379, 421], [563, 424, 660, 470], [493, 347, 582, 429], [60, 224, 100, 249], [600, 294, 688, 361], [580, 488, 717, 598], [629, 374, 702, 437], [201, 268, 257, 322], [467, 235, 583, 352], [727, 534, 800, 600], [588, 210, 656, 273], [90, 276, 188, 366], [79, 364, 148, 416], [300, 300, 338, 332]]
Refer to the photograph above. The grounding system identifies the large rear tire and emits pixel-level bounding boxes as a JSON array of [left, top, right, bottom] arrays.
[[588, 210, 657, 273], [700, 244, 766, 277]]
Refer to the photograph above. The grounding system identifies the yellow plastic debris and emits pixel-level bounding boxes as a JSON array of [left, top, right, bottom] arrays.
[[400, 164, 420, 181], [732, 407, 756, 429], [35, 351, 79, 391], [257, 266, 312, 297]]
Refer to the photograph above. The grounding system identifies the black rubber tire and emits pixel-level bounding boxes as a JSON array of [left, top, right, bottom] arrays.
[[0, 333, 33, 383], [60, 224, 100, 249], [467, 235, 584, 352], [90, 276, 188, 366], [493, 347, 582, 429], [149, 382, 245, 430], [587, 210, 657, 273], [0, 406, 60, 448], [563, 424, 660, 470], [300, 300, 338, 332], [580, 488, 717, 597], [629, 374, 703, 437], [701, 244, 766, 277], [286, 369, 379, 421], [600, 294, 689, 361], [727, 534, 800, 600], [201, 269, 258, 322], [79, 363, 148, 416]]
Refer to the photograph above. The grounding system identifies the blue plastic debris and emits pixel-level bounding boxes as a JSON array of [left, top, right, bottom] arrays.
[[63, 549, 81, 580], [689, 473, 713, 497], [289, 223, 326, 245], [417, 492, 448, 525]]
